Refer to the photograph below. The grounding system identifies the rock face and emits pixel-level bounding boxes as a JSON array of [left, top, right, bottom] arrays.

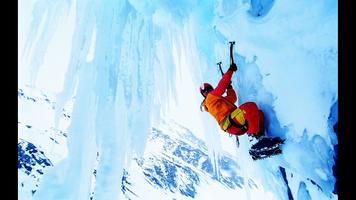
[[18, 139, 53, 198]]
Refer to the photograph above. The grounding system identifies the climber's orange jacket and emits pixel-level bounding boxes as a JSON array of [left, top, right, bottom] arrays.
[[203, 70, 237, 124]]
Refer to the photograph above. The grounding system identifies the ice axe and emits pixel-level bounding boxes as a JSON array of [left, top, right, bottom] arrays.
[[217, 61, 232, 86], [229, 41, 236, 66], [217, 61, 224, 76], [216, 41, 237, 85], [217, 41, 237, 75]]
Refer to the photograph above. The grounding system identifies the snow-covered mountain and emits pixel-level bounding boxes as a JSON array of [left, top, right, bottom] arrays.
[[122, 122, 252, 200], [18, 87, 337, 200], [18, 87, 255, 199]]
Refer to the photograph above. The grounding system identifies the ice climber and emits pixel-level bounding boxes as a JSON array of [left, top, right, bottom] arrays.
[[200, 41, 284, 160], [199, 62, 265, 139]]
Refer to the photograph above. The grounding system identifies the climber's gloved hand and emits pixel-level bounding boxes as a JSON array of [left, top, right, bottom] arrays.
[[227, 83, 233, 89], [229, 63, 237, 71]]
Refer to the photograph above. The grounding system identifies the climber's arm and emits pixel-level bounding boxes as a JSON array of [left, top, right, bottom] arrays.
[[211, 70, 234, 96]]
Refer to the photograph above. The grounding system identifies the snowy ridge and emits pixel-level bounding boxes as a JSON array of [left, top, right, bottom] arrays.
[[121, 121, 259, 200], [18, 86, 73, 163], [18, 86, 74, 199]]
